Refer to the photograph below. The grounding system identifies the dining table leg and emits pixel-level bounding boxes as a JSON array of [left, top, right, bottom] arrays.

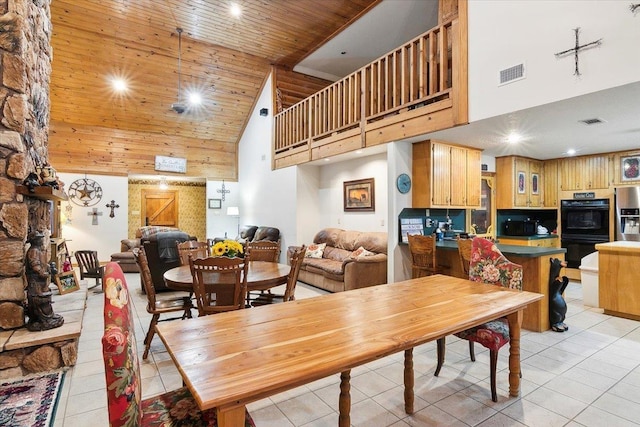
[[404, 348, 414, 414], [216, 405, 246, 427], [339, 370, 351, 427], [507, 309, 523, 397]]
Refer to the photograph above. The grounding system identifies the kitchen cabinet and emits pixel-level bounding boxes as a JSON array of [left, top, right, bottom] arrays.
[[498, 236, 560, 248], [543, 159, 559, 207], [559, 154, 610, 191], [496, 156, 545, 209], [412, 140, 481, 208], [596, 241, 640, 320]]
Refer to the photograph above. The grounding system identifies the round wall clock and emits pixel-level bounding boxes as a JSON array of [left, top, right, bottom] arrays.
[[68, 178, 103, 207], [396, 173, 412, 194]]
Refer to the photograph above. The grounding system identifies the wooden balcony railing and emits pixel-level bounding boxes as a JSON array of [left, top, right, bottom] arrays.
[[274, 17, 466, 168]]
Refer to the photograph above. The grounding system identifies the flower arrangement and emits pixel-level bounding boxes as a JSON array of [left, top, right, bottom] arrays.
[[210, 239, 244, 258]]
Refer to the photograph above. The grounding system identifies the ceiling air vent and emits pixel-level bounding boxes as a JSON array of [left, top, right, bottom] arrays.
[[498, 63, 525, 86], [579, 118, 606, 125]]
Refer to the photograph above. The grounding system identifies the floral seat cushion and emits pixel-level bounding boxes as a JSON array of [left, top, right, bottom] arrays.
[[455, 318, 510, 351], [141, 386, 255, 426], [101, 262, 255, 427]]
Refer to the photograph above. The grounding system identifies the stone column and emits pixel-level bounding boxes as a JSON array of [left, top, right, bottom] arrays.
[[0, 0, 53, 329]]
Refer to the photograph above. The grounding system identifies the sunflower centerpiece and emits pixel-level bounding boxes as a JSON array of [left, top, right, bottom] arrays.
[[211, 239, 244, 258]]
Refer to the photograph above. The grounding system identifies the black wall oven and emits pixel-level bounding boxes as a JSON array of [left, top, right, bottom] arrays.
[[560, 199, 610, 268]]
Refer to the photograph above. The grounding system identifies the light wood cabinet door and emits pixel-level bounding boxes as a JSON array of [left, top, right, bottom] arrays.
[[412, 140, 481, 208], [529, 160, 543, 207], [431, 142, 451, 205], [543, 159, 558, 207], [560, 157, 584, 191], [449, 145, 467, 206], [585, 155, 609, 189], [513, 157, 529, 207], [465, 149, 482, 207]]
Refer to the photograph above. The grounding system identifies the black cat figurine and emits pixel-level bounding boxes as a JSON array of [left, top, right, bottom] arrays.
[[549, 258, 569, 332]]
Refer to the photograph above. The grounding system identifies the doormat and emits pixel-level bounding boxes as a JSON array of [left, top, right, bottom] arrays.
[[0, 370, 66, 427]]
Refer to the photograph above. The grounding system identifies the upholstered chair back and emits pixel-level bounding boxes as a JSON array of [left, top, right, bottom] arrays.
[[469, 237, 523, 290]]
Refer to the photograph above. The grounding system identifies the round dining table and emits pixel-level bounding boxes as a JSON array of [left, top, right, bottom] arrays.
[[163, 261, 290, 293]]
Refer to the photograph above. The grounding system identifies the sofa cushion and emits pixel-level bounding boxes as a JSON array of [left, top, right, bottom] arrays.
[[351, 246, 374, 259], [120, 238, 141, 252], [305, 243, 326, 259], [303, 257, 344, 277], [323, 246, 352, 262]]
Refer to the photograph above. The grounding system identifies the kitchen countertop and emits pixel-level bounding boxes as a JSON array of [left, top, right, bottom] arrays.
[[595, 241, 640, 253], [436, 240, 566, 257]]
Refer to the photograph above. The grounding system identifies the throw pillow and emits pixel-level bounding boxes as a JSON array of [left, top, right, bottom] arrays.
[[305, 243, 326, 259], [351, 246, 374, 259]]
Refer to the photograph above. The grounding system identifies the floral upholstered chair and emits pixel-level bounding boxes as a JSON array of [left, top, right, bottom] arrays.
[[434, 237, 523, 402], [101, 262, 255, 426]]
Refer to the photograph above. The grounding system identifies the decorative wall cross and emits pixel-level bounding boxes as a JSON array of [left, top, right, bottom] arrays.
[[87, 208, 103, 225], [105, 200, 120, 218], [217, 180, 230, 201], [555, 27, 602, 76]]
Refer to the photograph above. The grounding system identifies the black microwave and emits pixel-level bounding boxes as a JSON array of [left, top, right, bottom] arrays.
[[503, 220, 537, 236]]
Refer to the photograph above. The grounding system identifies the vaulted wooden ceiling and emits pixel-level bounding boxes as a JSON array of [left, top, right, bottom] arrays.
[[48, 0, 380, 179]]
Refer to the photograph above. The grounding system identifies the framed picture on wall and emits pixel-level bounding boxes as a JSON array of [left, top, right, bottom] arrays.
[[344, 178, 375, 212], [621, 156, 640, 182], [208, 198, 222, 209]]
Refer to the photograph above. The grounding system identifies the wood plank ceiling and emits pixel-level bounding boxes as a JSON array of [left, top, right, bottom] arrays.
[[48, 0, 380, 179]]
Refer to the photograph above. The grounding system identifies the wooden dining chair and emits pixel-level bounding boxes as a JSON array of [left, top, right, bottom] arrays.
[[189, 256, 249, 317], [435, 237, 523, 402], [74, 250, 104, 290], [134, 247, 193, 359], [176, 240, 209, 265], [407, 234, 445, 278], [245, 240, 280, 262], [101, 262, 255, 427], [456, 236, 473, 277], [252, 245, 306, 306]]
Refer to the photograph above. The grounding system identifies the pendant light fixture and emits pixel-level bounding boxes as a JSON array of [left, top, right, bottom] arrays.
[[171, 28, 186, 114]]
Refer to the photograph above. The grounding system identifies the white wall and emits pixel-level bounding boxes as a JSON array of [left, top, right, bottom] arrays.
[[468, 0, 640, 121], [205, 180, 241, 239], [237, 75, 298, 261], [57, 173, 128, 263], [317, 153, 388, 232]]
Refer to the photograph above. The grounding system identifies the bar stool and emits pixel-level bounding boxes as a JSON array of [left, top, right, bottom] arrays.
[[407, 234, 446, 278]]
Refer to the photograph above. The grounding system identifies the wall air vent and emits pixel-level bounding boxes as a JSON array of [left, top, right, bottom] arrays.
[[579, 118, 606, 125], [498, 63, 525, 86]]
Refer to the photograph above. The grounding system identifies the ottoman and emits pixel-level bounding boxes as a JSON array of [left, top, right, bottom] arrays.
[[110, 251, 139, 273]]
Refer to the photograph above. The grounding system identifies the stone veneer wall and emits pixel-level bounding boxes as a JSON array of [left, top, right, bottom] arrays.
[[128, 179, 207, 241], [0, 1, 53, 329]]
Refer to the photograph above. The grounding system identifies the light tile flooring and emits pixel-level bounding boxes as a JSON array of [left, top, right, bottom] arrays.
[[54, 274, 640, 426]]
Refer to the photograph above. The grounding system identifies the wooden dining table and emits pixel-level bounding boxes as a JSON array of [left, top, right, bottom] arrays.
[[163, 260, 290, 293], [156, 274, 542, 427]]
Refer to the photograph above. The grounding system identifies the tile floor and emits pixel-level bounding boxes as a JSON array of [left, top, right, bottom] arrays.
[[54, 274, 640, 426]]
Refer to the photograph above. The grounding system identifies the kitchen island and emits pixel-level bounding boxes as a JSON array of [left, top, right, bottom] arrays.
[[595, 241, 640, 321], [436, 240, 566, 332]]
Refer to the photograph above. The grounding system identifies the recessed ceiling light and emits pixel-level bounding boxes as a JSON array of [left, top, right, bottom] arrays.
[[188, 92, 202, 105], [507, 133, 521, 143], [230, 3, 241, 17], [112, 78, 127, 92], [566, 149, 576, 156], [324, 158, 330, 162], [355, 150, 363, 154]]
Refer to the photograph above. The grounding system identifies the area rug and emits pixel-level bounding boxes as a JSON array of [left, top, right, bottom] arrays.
[[0, 370, 65, 427]]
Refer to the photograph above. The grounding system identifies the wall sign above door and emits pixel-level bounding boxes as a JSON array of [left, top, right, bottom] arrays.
[[155, 156, 186, 173]]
